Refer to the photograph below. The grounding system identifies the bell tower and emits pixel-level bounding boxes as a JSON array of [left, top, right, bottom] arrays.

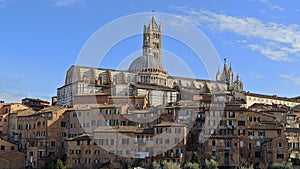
[[143, 16, 162, 63]]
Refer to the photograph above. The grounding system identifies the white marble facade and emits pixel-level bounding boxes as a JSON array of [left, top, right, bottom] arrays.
[[57, 17, 237, 106]]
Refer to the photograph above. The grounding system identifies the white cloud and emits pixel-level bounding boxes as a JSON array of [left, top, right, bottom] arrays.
[[271, 5, 285, 11], [53, 0, 82, 7], [0, 91, 24, 103], [0, 0, 8, 8], [0, 91, 51, 103], [174, 7, 300, 62], [250, 72, 264, 80], [259, 0, 285, 11], [280, 74, 300, 85]]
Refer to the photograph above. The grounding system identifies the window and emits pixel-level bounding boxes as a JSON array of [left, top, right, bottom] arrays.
[[277, 154, 284, 159], [209, 120, 215, 126], [248, 131, 254, 136], [165, 139, 170, 144], [114, 120, 118, 126], [106, 109, 111, 115], [210, 129, 215, 135], [168, 109, 173, 114], [75, 159, 80, 164], [287, 116, 295, 120], [86, 111, 90, 116], [77, 140, 80, 146], [86, 150, 91, 154], [255, 152, 261, 158], [97, 120, 102, 126], [166, 128, 172, 134], [87, 140, 90, 145], [110, 139, 114, 145], [209, 111, 215, 117], [75, 150, 81, 154], [256, 141, 261, 148], [85, 159, 90, 164], [279, 142, 282, 148], [91, 120, 96, 126], [77, 112, 81, 117], [157, 128, 163, 134], [156, 138, 163, 144], [229, 112, 235, 118], [220, 120, 227, 126], [122, 138, 129, 145], [248, 116, 252, 122], [212, 151, 216, 159], [137, 114, 141, 118], [94, 159, 99, 164], [105, 120, 111, 126], [259, 131, 265, 139], [50, 141, 55, 147], [126, 150, 130, 155], [220, 129, 226, 135], [94, 150, 100, 154], [212, 140, 216, 146], [220, 112, 226, 117], [238, 121, 245, 126], [225, 140, 232, 149], [70, 149, 74, 154], [254, 117, 260, 122], [175, 138, 180, 144], [61, 122, 66, 127], [73, 112, 77, 117], [175, 128, 181, 134], [239, 130, 245, 135], [0, 146, 5, 150], [114, 109, 120, 114], [240, 141, 244, 147]]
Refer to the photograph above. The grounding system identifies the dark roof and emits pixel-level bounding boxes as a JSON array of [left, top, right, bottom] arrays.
[[65, 134, 92, 141], [248, 123, 282, 130], [286, 128, 300, 133], [244, 92, 300, 103], [22, 98, 50, 103], [131, 83, 177, 92]]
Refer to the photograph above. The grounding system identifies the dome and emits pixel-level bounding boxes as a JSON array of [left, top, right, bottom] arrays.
[[128, 55, 164, 72]]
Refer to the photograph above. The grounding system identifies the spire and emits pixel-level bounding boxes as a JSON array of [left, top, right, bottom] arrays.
[[159, 21, 162, 32], [143, 23, 147, 33], [216, 66, 221, 81], [236, 74, 240, 82]]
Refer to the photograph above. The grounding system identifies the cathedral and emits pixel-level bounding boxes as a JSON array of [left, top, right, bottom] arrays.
[[56, 16, 243, 106]]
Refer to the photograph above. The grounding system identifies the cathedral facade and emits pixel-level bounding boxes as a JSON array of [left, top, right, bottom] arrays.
[[57, 17, 243, 107]]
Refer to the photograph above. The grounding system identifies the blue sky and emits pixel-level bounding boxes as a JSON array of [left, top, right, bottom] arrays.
[[1, 0, 300, 103]]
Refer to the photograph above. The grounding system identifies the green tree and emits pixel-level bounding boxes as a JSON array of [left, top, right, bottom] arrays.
[[269, 162, 293, 169], [151, 161, 161, 169], [204, 159, 218, 169], [183, 162, 201, 169], [191, 154, 201, 164], [162, 161, 181, 169], [56, 159, 71, 169], [240, 164, 254, 169]]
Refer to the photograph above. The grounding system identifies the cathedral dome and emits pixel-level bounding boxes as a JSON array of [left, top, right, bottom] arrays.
[[128, 54, 164, 72]]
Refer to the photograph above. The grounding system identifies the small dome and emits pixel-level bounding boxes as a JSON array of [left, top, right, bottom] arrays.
[[128, 55, 164, 72]]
